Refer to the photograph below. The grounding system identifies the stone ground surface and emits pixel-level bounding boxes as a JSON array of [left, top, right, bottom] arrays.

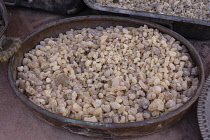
[[1, 5, 209, 140]]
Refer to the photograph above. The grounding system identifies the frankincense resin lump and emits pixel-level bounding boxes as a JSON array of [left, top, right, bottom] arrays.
[[16, 25, 199, 123]]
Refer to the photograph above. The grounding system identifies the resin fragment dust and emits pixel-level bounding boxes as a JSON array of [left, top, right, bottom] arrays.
[[16, 25, 199, 123], [95, 0, 210, 21]]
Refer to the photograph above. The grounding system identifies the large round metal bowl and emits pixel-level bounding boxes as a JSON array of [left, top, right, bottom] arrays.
[[8, 16, 204, 138]]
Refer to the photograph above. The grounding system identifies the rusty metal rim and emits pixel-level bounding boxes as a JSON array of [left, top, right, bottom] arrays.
[[8, 15, 204, 129]]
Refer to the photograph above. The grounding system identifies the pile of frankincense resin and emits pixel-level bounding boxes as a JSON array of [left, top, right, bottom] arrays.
[[95, 0, 210, 21], [16, 25, 199, 123]]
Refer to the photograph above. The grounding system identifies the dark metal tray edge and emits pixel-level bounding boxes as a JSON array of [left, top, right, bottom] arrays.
[[197, 75, 210, 140], [83, 0, 210, 27]]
